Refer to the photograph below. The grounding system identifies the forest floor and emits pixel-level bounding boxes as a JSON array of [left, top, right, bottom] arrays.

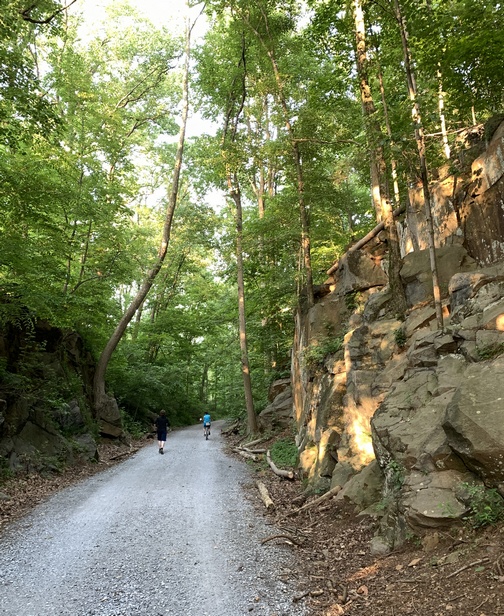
[[225, 430, 504, 616], [1, 430, 504, 616]]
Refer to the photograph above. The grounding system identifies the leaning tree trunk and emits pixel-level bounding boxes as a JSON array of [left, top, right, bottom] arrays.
[[353, 0, 407, 313], [92, 19, 192, 418], [393, 0, 444, 329]]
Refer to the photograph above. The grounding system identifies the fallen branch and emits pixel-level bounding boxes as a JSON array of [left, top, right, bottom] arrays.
[[238, 446, 267, 454], [109, 447, 138, 461], [233, 448, 259, 462], [256, 480, 275, 510], [266, 450, 295, 479], [446, 557, 489, 579], [260, 533, 303, 546], [243, 437, 265, 448], [221, 420, 240, 435], [327, 204, 406, 275], [281, 485, 342, 519], [293, 589, 324, 603]]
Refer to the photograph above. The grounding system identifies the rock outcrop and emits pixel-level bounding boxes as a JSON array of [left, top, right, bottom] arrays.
[[0, 320, 100, 472], [291, 119, 504, 548]]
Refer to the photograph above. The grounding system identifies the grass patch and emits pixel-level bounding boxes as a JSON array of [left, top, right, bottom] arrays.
[[269, 438, 298, 468]]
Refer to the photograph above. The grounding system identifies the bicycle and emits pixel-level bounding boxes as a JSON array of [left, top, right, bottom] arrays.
[[203, 424, 210, 440]]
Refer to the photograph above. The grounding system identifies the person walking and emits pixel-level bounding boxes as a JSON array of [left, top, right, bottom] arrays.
[[155, 410, 170, 454]]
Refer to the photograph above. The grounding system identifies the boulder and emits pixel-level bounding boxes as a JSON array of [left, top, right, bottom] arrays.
[[268, 378, 291, 402], [400, 244, 476, 306], [74, 434, 99, 461], [449, 265, 504, 323], [53, 399, 86, 432], [96, 395, 123, 438], [258, 386, 293, 431], [443, 355, 504, 486], [336, 460, 384, 510], [330, 249, 388, 296], [402, 470, 474, 529]]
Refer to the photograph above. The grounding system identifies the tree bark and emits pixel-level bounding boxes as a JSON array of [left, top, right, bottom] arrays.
[[229, 180, 259, 435], [393, 0, 444, 329], [353, 0, 407, 313], [221, 35, 258, 436], [92, 20, 192, 413], [377, 59, 400, 207], [256, 480, 275, 510], [266, 450, 294, 479]]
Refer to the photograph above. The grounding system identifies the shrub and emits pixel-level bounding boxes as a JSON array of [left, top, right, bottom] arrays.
[[394, 327, 407, 348], [461, 483, 504, 528], [303, 336, 344, 371]]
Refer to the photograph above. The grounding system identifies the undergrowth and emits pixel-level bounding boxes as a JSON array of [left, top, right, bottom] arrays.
[[269, 438, 298, 468], [461, 483, 504, 528]]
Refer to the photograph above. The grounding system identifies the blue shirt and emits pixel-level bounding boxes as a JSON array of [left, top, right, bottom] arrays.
[[203, 414, 211, 426]]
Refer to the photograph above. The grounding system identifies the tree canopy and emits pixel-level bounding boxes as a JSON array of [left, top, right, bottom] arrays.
[[0, 0, 501, 429]]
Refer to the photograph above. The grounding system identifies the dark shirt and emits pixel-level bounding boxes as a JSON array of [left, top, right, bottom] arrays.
[[155, 416, 170, 432]]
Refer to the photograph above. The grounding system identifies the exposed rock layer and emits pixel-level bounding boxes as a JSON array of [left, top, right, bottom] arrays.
[[288, 120, 504, 546]]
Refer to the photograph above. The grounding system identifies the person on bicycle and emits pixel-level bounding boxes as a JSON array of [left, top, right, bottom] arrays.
[[202, 412, 211, 436]]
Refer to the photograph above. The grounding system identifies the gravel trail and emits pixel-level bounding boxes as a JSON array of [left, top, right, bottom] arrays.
[[0, 422, 306, 616]]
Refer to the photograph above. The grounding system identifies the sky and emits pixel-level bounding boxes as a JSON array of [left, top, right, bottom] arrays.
[[72, 0, 213, 138], [73, 0, 207, 36]]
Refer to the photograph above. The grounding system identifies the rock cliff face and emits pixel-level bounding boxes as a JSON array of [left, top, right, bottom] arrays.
[[291, 120, 504, 547], [0, 321, 100, 473]]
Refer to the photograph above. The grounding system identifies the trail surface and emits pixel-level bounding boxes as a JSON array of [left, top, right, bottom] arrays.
[[0, 422, 305, 616]]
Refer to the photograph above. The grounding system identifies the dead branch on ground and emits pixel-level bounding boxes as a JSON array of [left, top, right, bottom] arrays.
[[260, 533, 303, 546], [266, 449, 294, 479], [256, 480, 275, 510], [233, 448, 259, 462], [280, 484, 342, 520], [446, 557, 489, 579]]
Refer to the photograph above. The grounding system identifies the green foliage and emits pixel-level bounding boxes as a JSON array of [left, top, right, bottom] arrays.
[[477, 344, 504, 361], [0, 0, 500, 445], [0, 457, 13, 483], [461, 483, 504, 528], [386, 459, 405, 491], [303, 336, 344, 371], [345, 291, 360, 313], [394, 327, 407, 349], [121, 411, 146, 439], [269, 438, 299, 468]]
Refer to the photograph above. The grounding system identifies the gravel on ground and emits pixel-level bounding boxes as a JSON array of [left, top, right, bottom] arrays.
[[0, 422, 307, 616]]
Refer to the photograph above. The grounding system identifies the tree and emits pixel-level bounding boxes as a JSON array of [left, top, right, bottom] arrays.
[[93, 17, 193, 419], [393, 0, 443, 328]]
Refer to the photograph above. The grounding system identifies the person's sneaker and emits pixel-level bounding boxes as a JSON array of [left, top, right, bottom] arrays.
[[160, 447, 164, 454], [158, 447, 162, 454]]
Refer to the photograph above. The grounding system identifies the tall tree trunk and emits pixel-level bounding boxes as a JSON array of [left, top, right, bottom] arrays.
[[437, 67, 451, 159], [221, 34, 258, 435], [377, 59, 401, 207], [393, 0, 444, 328], [229, 179, 258, 434], [353, 0, 407, 313], [92, 20, 192, 414]]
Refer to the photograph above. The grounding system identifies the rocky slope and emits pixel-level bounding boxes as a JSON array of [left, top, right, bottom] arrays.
[[285, 119, 504, 550]]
